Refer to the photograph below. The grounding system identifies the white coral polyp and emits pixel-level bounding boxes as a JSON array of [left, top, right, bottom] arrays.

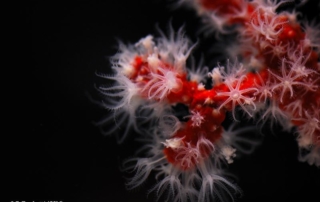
[[163, 137, 185, 149], [144, 67, 183, 100], [250, 10, 287, 42], [135, 35, 154, 53], [185, 110, 205, 127], [217, 75, 259, 120], [221, 146, 237, 164]]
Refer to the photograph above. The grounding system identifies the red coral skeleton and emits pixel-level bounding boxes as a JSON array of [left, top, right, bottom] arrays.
[[97, 0, 320, 201]]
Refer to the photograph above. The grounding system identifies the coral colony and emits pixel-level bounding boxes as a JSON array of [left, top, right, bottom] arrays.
[[96, 0, 319, 201]]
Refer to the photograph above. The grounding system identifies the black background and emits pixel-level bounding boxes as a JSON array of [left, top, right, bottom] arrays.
[[9, 0, 320, 202]]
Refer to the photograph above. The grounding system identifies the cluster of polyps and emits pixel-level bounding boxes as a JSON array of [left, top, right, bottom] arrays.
[[97, 0, 320, 201]]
